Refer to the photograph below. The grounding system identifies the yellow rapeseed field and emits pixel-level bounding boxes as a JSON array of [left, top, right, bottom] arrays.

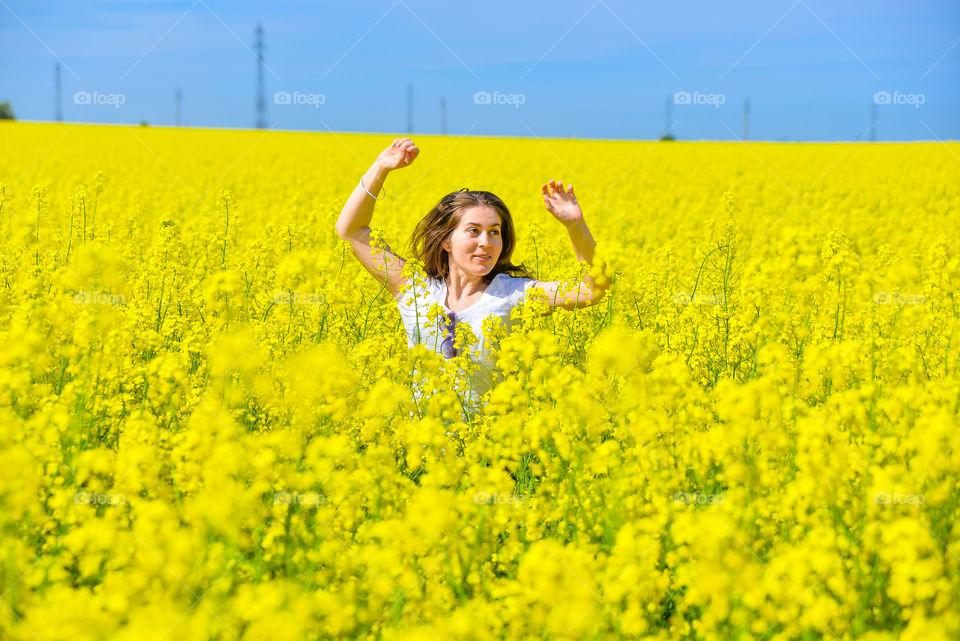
[[1, 120, 958, 640]]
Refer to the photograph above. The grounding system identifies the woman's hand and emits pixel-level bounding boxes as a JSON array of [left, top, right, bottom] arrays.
[[542, 179, 584, 228], [376, 138, 420, 171]]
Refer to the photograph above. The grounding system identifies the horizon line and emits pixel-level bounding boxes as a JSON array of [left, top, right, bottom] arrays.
[[4, 119, 955, 144]]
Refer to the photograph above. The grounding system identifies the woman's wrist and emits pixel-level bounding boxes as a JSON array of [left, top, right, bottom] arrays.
[[360, 163, 392, 198], [369, 161, 392, 180]]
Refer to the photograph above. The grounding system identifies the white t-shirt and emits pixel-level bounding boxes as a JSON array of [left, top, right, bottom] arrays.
[[395, 271, 536, 410]]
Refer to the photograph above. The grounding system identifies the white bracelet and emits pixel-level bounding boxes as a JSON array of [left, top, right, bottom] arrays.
[[360, 175, 386, 201]]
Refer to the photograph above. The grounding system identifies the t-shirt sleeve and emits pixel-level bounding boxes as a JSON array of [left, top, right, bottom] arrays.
[[508, 277, 539, 308]]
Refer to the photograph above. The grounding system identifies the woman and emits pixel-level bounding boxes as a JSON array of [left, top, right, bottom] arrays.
[[335, 137, 609, 411]]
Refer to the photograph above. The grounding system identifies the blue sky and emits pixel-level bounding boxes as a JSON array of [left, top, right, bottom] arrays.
[[1, 0, 957, 140]]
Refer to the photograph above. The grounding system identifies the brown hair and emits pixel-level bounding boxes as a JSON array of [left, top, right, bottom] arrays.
[[410, 189, 533, 283]]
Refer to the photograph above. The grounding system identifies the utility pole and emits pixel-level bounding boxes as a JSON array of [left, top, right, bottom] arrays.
[[55, 63, 62, 122], [440, 97, 446, 135], [406, 83, 413, 133], [743, 98, 750, 141], [255, 21, 266, 130], [665, 95, 671, 136], [659, 95, 676, 140]]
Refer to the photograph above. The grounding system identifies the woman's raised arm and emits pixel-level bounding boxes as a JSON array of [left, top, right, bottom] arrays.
[[335, 138, 419, 299], [529, 179, 611, 313]]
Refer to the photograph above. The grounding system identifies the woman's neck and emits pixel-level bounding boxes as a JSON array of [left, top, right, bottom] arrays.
[[445, 264, 488, 301]]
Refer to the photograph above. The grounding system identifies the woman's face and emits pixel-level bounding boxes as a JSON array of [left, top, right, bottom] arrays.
[[443, 206, 504, 277]]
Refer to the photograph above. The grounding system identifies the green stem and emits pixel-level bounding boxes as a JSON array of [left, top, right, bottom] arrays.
[[91, 186, 99, 240], [66, 209, 74, 261], [221, 202, 229, 268], [533, 237, 540, 280]]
